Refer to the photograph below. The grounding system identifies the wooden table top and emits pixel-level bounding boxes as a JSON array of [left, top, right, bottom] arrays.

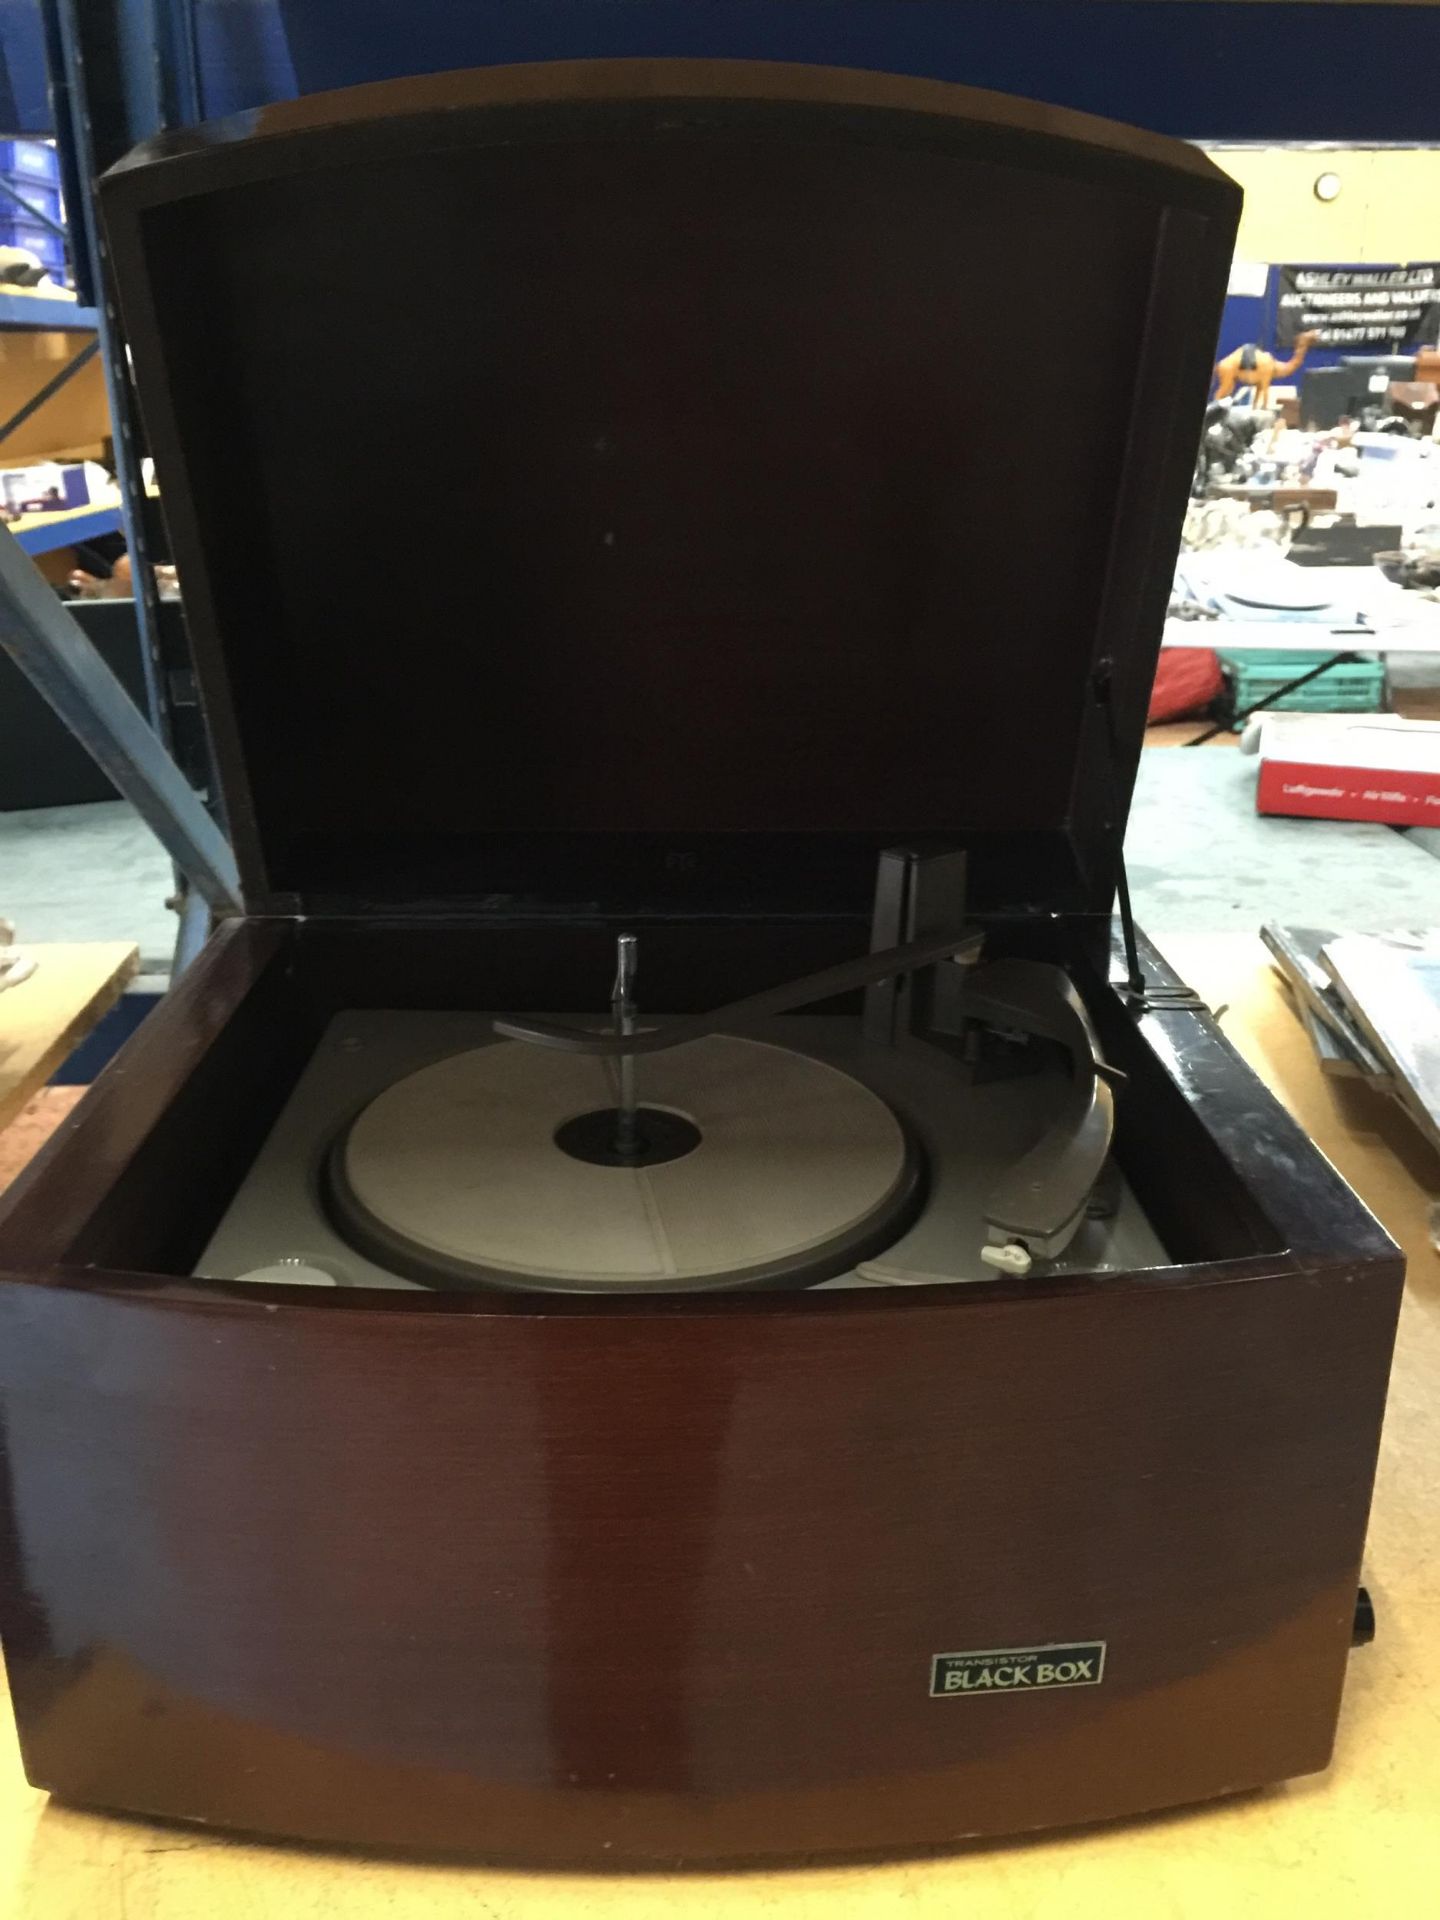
[[0, 932, 1435, 1916], [0, 942, 138, 1135]]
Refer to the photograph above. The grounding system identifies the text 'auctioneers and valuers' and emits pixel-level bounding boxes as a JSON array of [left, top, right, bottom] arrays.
[[1277, 264, 1440, 351]]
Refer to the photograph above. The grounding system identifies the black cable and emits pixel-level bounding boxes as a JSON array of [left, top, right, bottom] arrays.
[[1092, 662, 1145, 1001], [1184, 648, 1360, 747]]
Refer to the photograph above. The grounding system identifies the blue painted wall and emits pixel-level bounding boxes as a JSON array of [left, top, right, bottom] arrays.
[[194, 2, 1440, 142], [1216, 292, 1272, 368], [8, 4, 1439, 143]]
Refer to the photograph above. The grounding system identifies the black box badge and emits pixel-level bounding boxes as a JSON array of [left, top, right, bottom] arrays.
[[931, 1642, 1107, 1697]]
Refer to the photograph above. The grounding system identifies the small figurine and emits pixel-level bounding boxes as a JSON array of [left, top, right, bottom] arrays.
[[1213, 328, 1321, 408]]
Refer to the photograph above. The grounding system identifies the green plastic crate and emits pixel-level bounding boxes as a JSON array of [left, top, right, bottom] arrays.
[[1218, 648, 1386, 714]]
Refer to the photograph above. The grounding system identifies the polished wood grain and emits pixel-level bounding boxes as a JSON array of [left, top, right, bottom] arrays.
[[0, 62, 1396, 1864], [1, 934, 1431, 1915], [0, 1227, 1401, 1861], [110, 59, 1230, 184], [0, 912, 1405, 1859], [98, 60, 1238, 922]]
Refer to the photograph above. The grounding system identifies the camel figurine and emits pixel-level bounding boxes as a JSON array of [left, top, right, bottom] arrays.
[[1213, 329, 1321, 408]]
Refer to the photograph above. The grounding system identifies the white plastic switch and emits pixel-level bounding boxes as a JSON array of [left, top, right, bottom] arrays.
[[979, 1240, 1033, 1276]]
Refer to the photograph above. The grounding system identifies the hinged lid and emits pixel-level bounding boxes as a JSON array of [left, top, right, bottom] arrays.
[[102, 60, 1238, 921]]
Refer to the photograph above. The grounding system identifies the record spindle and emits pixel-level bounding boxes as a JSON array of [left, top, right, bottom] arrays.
[[611, 933, 639, 1159]]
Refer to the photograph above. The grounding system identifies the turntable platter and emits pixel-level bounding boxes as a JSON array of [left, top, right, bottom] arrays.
[[328, 1034, 918, 1292]]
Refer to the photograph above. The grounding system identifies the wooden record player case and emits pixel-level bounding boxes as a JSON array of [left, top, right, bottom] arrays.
[[0, 62, 1403, 1863]]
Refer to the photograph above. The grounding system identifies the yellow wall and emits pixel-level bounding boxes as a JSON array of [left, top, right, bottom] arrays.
[[1210, 147, 1440, 264]]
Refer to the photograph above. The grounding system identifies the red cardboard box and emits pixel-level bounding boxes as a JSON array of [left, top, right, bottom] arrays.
[[1257, 712, 1440, 826]]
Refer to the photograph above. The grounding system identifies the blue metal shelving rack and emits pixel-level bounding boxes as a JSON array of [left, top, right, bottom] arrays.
[[0, 4, 241, 943], [0, 289, 96, 331], [0, 292, 121, 551], [13, 502, 121, 554]]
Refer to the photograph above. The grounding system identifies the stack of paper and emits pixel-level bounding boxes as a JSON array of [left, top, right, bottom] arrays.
[[1264, 925, 1440, 1159]]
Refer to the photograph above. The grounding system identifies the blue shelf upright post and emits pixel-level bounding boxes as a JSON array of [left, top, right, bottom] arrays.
[[43, 0, 173, 746]]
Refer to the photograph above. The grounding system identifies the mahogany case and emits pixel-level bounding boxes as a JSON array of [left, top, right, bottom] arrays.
[[0, 62, 1403, 1862]]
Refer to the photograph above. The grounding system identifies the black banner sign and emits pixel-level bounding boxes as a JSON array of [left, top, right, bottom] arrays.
[[1277, 264, 1440, 353]]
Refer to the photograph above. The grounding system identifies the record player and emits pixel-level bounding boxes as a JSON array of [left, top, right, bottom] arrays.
[[0, 61, 1403, 1863]]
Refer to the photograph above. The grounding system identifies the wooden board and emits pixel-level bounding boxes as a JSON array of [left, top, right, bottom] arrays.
[[0, 330, 108, 465], [0, 931, 1433, 1912], [0, 942, 138, 1134], [0, 1089, 85, 1195], [1163, 933, 1439, 1276]]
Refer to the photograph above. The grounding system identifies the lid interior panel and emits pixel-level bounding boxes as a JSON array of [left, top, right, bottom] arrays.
[[103, 70, 1239, 917]]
